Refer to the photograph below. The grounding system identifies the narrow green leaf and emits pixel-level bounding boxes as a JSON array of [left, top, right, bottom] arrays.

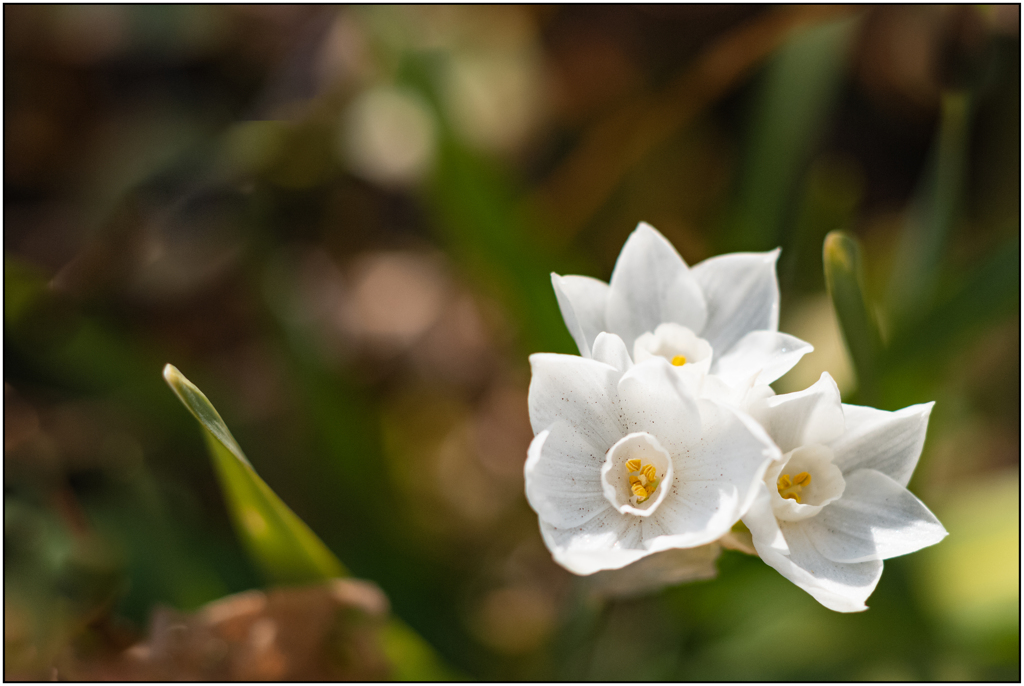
[[823, 231, 883, 402], [727, 14, 860, 252], [163, 364, 346, 584], [164, 364, 457, 680], [380, 620, 462, 681], [885, 90, 972, 319]]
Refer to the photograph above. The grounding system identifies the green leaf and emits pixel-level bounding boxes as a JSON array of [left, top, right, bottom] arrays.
[[727, 14, 860, 252], [823, 231, 883, 402], [882, 235, 1020, 372], [4, 254, 49, 327], [885, 90, 972, 319], [163, 364, 458, 680], [163, 363, 346, 584], [380, 620, 462, 681]]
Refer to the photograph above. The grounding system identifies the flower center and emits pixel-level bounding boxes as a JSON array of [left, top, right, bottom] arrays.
[[632, 323, 711, 370], [777, 471, 811, 503], [625, 458, 660, 503], [600, 432, 673, 517]]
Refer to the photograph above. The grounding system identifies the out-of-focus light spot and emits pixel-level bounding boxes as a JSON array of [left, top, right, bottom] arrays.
[[339, 86, 437, 187], [472, 385, 533, 480], [50, 5, 129, 64], [469, 586, 556, 655], [915, 470, 1019, 637], [412, 293, 495, 387], [344, 252, 447, 349], [442, 51, 545, 153], [316, 12, 374, 91]]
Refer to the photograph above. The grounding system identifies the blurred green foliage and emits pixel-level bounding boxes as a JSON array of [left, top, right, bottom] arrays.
[[4, 5, 1019, 681]]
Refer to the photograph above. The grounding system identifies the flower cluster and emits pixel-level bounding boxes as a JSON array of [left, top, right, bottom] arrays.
[[526, 222, 947, 612]]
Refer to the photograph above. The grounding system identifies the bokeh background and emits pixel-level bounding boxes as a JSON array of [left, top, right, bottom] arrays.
[[4, 5, 1020, 681]]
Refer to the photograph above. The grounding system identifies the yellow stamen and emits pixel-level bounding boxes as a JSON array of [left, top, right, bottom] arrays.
[[625, 459, 661, 504], [671, 355, 687, 366], [777, 472, 811, 504]]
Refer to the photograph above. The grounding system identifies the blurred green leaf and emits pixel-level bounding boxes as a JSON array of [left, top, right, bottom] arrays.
[[882, 235, 1020, 373], [4, 254, 49, 327], [163, 363, 346, 584], [886, 91, 972, 319], [727, 14, 860, 252], [381, 620, 462, 681], [823, 231, 883, 402]]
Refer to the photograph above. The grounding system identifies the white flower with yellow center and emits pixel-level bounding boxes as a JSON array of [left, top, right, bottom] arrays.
[[741, 372, 948, 612], [551, 222, 812, 388], [525, 337, 781, 575]]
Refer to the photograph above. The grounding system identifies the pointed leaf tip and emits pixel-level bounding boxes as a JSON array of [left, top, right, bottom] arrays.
[[163, 362, 346, 583], [823, 231, 882, 402]]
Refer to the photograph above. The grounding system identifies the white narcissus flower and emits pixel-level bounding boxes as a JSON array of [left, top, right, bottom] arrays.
[[525, 334, 781, 575], [551, 222, 812, 388], [741, 372, 948, 612]]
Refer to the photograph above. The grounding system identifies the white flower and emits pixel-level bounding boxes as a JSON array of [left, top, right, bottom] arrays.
[[525, 337, 781, 575], [741, 372, 948, 612], [551, 222, 812, 387]]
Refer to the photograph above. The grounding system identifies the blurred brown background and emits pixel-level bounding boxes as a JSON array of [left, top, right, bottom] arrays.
[[4, 5, 1019, 681]]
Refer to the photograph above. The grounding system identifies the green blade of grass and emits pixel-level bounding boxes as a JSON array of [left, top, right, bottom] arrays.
[[885, 90, 972, 320], [823, 231, 883, 402], [163, 364, 458, 680], [727, 14, 860, 252], [163, 364, 345, 584]]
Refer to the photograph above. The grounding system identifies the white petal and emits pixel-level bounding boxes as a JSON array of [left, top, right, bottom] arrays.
[[528, 353, 624, 452], [605, 222, 707, 351], [803, 468, 948, 563], [744, 486, 884, 612], [778, 522, 885, 612], [698, 373, 764, 408], [591, 332, 633, 372], [539, 512, 647, 575], [551, 273, 610, 358], [650, 398, 781, 547], [692, 249, 781, 354], [712, 330, 813, 386], [616, 357, 701, 458], [586, 544, 721, 598], [748, 372, 845, 453], [524, 423, 611, 529], [742, 483, 790, 556], [829, 402, 934, 487]]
